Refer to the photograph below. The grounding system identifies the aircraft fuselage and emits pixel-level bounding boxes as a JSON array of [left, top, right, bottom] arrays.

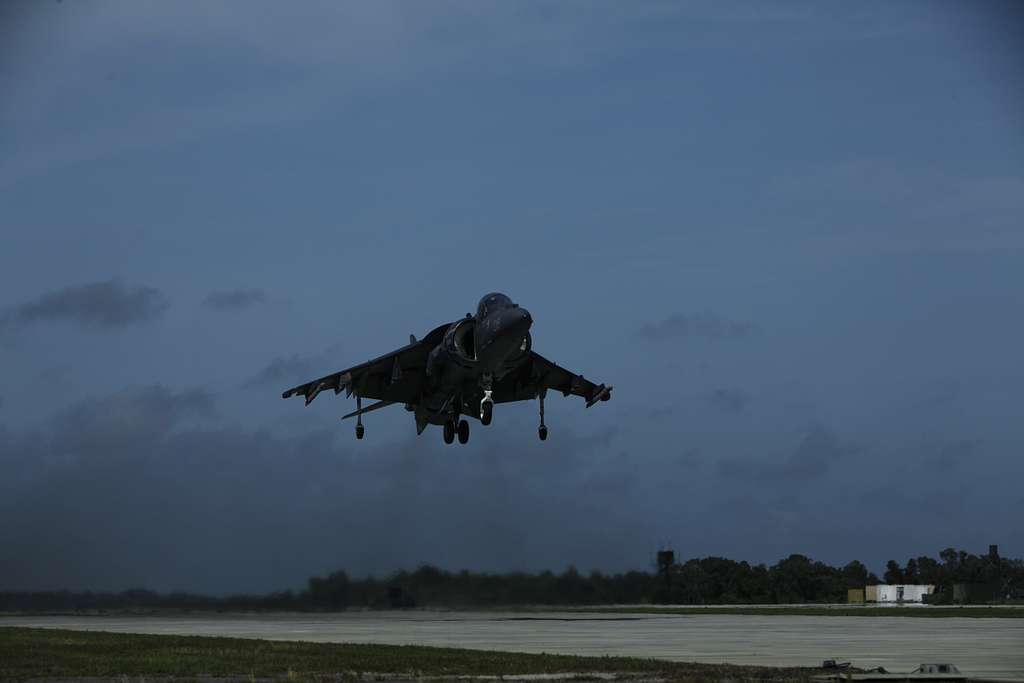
[[420, 293, 533, 428]]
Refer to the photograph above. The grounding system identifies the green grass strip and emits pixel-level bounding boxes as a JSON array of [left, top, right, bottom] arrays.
[[0, 627, 811, 681]]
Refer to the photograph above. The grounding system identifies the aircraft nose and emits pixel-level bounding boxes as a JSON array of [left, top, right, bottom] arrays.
[[509, 306, 532, 333], [492, 306, 531, 346], [478, 305, 533, 361]]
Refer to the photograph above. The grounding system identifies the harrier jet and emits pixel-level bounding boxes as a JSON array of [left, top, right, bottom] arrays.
[[282, 293, 612, 444]]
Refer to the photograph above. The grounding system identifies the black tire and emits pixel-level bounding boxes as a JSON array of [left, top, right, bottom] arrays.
[[480, 400, 493, 426], [538, 425, 548, 441], [356, 424, 365, 440], [443, 421, 455, 444], [457, 419, 470, 444]]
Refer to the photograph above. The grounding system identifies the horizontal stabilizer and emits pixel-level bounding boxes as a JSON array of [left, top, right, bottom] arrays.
[[341, 400, 396, 420]]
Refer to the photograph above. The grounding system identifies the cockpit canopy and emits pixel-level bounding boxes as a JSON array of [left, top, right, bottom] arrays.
[[476, 292, 513, 320]]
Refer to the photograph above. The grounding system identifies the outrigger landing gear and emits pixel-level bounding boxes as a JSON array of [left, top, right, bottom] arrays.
[[355, 396, 365, 439], [538, 390, 548, 441]]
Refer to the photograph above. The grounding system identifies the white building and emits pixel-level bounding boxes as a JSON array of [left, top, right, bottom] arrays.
[[866, 584, 935, 603]]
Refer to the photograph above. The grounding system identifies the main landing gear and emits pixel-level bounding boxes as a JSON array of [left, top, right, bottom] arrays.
[[443, 400, 471, 445], [443, 418, 470, 444], [355, 396, 365, 439]]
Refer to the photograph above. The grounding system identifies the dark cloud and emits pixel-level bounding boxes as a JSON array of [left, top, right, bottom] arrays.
[[0, 384, 636, 593], [244, 348, 340, 388], [646, 407, 674, 422], [776, 426, 854, 480], [717, 426, 854, 482], [54, 385, 216, 450], [1, 279, 168, 331], [202, 289, 268, 312], [37, 365, 73, 382], [674, 448, 702, 470], [925, 439, 978, 473], [705, 387, 751, 413], [1, 383, 1021, 592], [638, 311, 755, 341], [716, 456, 755, 481]]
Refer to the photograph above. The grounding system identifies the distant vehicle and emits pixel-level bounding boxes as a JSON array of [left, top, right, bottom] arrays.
[[282, 292, 611, 444]]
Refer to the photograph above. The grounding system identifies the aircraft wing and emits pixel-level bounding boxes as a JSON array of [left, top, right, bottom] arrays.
[[493, 351, 612, 407], [281, 323, 450, 405]]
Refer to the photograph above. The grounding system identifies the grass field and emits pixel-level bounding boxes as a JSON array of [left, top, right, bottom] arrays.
[[0, 627, 815, 681]]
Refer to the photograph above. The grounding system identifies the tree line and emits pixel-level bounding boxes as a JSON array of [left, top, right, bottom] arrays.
[[2, 547, 1020, 611]]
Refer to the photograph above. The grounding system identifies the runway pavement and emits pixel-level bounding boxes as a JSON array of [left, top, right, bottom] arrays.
[[3, 610, 1022, 681]]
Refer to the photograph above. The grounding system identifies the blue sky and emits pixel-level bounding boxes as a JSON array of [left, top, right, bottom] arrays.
[[1, 1, 1022, 593]]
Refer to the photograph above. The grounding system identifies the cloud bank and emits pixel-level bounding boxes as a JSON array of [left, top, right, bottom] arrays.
[[203, 289, 268, 312], [1, 383, 1018, 595], [639, 312, 755, 341], [705, 388, 751, 413], [1, 280, 168, 332]]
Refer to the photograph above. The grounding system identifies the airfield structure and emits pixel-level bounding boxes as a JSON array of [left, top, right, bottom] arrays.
[[865, 584, 935, 603]]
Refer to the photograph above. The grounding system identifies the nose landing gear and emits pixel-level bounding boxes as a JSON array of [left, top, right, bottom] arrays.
[[480, 378, 494, 425]]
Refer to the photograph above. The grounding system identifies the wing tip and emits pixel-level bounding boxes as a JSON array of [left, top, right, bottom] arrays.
[[585, 384, 612, 408]]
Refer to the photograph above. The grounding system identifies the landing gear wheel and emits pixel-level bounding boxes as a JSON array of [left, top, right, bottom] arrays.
[[355, 424, 365, 440], [443, 420, 455, 444], [480, 400, 493, 426], [457, 419, 470, 444], [538, 425, 548, 441]]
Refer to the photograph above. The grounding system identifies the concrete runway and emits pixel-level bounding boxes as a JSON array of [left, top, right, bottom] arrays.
[[3, 611, 1022, 681]]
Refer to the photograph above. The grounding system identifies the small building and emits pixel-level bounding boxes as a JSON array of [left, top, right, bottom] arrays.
[[866, 584, 935, 603]]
